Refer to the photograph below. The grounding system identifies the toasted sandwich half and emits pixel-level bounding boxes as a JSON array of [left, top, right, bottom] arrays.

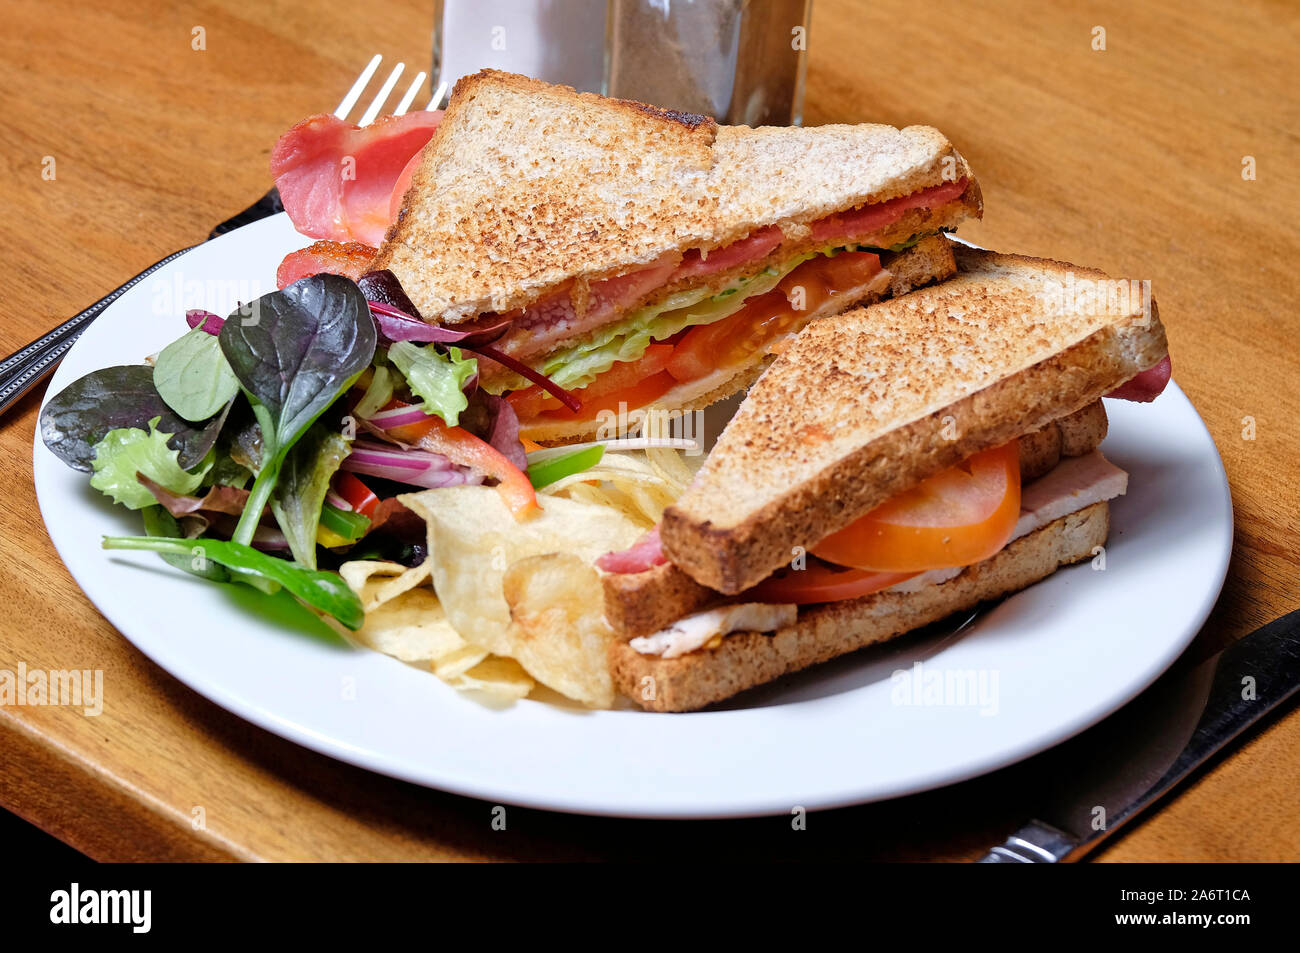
[[376, 70, 982, 442], [602, 243, 1169, 712]]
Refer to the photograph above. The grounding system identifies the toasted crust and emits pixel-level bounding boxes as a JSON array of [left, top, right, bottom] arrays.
[[520, 234, 959, 443], [610, 502, 1110, 712], [1057, 398, 1109, 456], [603, 562, 716, 642], [602, 399, 1108, 640], [660, 244, 1166, 594], [1020, 399, 1107, 482], [375, 71, 980, 326]]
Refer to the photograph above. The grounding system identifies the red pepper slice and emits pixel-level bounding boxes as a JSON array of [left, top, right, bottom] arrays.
[[379, 400, 539, 519], [334, 471, 380, 518]]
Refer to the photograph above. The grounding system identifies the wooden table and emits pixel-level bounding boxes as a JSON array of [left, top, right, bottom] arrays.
[[1, 0, 1296, 861]]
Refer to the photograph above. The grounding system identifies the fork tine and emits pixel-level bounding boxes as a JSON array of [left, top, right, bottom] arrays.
[[427, 80, 449, 111], [359, 62, 406, 126], [393, 70, 427, 116], [334, 54, 382, 121]]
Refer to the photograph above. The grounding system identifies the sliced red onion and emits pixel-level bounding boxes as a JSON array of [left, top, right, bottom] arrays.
[[357, 415, 411, 449], [324, 489, 352, 512], [366, 404, 436, 429], [342, 441, 478, 489], [185, 309, 224, 334]]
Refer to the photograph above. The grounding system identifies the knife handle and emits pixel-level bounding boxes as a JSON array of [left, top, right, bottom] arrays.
[[976, 820, 1080, 863]]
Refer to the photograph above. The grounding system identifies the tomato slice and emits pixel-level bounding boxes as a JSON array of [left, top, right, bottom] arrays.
[[666, 289, 789, 381], [666, 251, 882, 382], [511, 345, 675, 423], [801, 249, 888, 293], [812, 441, 1021, 573], [536, 371, 677, 423], [334, 471, 379, 518], [747, 560, 917, 605]]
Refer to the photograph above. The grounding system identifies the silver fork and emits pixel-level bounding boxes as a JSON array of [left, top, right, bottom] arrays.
[[0, 55, 447, 418]]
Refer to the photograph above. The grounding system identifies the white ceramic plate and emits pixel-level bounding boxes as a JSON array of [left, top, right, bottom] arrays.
[[33, 215, 1233, 818]]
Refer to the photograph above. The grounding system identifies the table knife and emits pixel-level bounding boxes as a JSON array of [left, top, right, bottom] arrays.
[[977, 608, 1300, 862]]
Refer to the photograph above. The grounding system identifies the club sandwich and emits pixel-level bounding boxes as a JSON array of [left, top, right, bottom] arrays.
[[601, 242, 1169, 711]]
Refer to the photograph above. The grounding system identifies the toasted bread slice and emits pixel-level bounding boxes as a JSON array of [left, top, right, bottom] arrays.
[[521, 234, 958, 444], [376, 70, 718, 325], [602, 399, 1108, 640], [660, 243, 1166, 594], [376, 70, 979, 327], [611, 501, 1110, 712]]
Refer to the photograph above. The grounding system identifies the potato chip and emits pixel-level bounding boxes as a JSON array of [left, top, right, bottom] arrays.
[[347, 587, 466, 663], [339, 559, 432, 612], [646, 445, 697, 492], [540, 448, 692, 526], [400, 487, 644, 702], [432, 644, 491, 681], [340, 557, 506, 694], [502, 553, 617, 708], [448, 656, 534, 700], [553, 481, 654, 528]]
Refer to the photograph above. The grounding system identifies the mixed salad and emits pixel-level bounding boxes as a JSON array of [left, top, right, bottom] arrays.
[[39, 270, 605, 630]]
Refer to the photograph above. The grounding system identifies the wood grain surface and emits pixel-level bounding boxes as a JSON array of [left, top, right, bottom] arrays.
[[0, 0, 1296, 861]]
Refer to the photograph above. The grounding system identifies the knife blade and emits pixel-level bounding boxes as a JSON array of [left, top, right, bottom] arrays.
[[977, 608, 1300, 862]]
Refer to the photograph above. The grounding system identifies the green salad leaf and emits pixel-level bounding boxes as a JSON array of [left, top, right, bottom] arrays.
[[89, 417, 211, 509], [153, 327, 240, 422], [270, 419, 352, 569], [201, 454, 252, 489], [222, 396, 265, 474], [353, 365, 395, 420], [140, 505, 231, 582], [387, 343, 477, 425], [40, 365, 226, 472], [101, 535, 365, 630], [218, 274, 376, 548]]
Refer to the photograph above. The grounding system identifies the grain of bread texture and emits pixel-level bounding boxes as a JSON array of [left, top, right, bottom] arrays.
[[521, 234, 958, 443], [610, 501, 1110, 712], [709, 123, 978, 243], [602, 399, 1108, 640], [375, 70, 979, 325], [660, 244, 1165, 593], [376, 70, 718, 324]]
